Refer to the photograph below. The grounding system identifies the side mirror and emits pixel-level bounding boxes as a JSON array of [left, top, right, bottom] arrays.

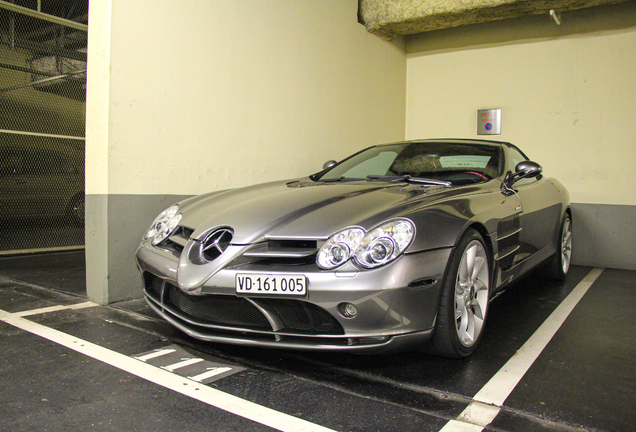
[[515, 161, 542, 179], [322, 160, 337, 170], [505, 161, 542, 187]]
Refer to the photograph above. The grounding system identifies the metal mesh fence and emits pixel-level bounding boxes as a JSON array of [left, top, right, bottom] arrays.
[[0, 1, 87, 255]]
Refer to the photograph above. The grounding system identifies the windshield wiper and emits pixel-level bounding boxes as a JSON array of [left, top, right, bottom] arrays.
[[318, 176, 368, 183], [366, 175, 452, 187], [320, 176, 345, 182]]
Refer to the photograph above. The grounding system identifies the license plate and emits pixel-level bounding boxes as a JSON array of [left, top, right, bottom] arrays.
[[236, 274, 307, 297]]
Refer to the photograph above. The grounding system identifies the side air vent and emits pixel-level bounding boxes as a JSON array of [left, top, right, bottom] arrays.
[[200, 228, 233, 262]]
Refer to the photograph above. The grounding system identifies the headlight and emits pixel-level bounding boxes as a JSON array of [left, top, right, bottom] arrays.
[[144, 204, 182, 245], [355, 219, 414, 268], [317, 219, 415, 270], [317, 227, 364, 269]]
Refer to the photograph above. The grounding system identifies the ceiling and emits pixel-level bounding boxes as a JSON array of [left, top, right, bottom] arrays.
[[358, 0, 634, 39], [0, 0, 88, 99]]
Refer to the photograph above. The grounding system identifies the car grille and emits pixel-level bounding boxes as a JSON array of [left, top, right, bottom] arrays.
[[154, 225, 195, 256], [257, 298, 344, 333], [168, 287, 272, 329], [169, 226, 195, 248], [239, 239, 318, 266], [144, 273, 344, 336], [160, 227, 320, 266]]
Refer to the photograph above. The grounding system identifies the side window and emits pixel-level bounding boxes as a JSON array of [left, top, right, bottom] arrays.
[[508, 148, 527, 171]]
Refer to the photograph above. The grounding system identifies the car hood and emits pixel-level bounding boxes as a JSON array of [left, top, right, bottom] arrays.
[[178, 179, 467, 244]]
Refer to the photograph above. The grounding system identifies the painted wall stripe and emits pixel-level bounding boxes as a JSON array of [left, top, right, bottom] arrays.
[[0, 308, 337, 432], [440, 267, 604, 431]]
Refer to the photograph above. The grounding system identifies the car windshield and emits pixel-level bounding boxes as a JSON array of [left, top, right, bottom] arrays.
[[319, 142, 501, 185]]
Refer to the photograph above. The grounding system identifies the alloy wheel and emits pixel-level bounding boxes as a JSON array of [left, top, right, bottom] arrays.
[[454, 240, 489, 347], [561, 218, 572, 274]]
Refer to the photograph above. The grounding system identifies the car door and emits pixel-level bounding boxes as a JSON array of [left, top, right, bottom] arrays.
[[506, 146, 562, 263], [493, 187, 523, 274]]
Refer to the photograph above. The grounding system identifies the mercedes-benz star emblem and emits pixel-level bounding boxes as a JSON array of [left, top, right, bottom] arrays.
[[200, 228, 233, 262]]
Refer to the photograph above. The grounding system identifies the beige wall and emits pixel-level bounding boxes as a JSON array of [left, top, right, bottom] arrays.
[[405, 3, 636, 206], [87, 0, 407, 197], [85, 0, 407, 303]]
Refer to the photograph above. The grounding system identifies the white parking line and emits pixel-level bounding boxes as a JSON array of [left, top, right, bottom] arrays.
[[14, 301, 99, 317], [439, 268, 604, 432], [0, 308, 337, 432]]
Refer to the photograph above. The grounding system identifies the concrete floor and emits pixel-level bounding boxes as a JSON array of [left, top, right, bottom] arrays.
[[0, 252, 634, 432]]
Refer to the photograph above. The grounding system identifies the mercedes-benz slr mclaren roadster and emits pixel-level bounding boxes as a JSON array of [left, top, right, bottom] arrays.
[[135, 139, 572, 357]]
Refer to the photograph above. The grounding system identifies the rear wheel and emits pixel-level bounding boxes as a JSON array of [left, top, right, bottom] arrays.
[[544, 215, 572, 280], [431, 229, 491, 358]]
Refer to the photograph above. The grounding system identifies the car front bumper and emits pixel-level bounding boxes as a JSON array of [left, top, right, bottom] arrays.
[[136, 240, 452, 352]]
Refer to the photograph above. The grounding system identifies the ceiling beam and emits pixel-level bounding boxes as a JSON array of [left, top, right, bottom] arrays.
[[0, 34, 87, 62], [358, 0, 632, 40]]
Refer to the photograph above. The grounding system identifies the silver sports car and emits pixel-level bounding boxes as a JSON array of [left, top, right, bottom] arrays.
[[135, 139, 572, 357]]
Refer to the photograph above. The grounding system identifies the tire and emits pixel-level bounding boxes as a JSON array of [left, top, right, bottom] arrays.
[[544, 215, 572, 281], [431, 229, 491, 358]]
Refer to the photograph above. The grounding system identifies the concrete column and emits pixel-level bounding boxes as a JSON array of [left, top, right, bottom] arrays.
[[85, 0, 112, 304]]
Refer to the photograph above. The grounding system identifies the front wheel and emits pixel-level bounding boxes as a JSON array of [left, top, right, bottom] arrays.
[[431, 229, 491, 358]]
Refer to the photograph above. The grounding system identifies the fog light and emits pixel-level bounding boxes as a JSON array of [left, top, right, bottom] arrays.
[[338, 302, 358, 318]]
